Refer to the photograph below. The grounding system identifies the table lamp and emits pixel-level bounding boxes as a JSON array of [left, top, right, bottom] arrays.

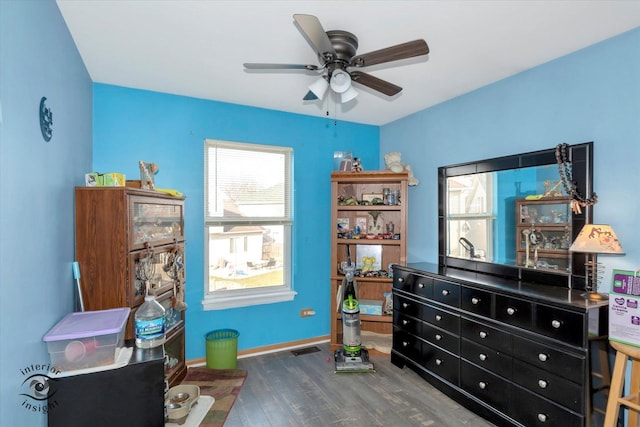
[[569, 224, 624, 300]]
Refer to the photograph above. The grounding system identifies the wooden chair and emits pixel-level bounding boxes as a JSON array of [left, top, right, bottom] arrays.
[[590, 335, 611, 417], [604, 340, 640, 427]]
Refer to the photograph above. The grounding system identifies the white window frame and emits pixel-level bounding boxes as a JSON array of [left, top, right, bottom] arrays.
[[202, 139, 296, 310], [446, 172, 495, 260]]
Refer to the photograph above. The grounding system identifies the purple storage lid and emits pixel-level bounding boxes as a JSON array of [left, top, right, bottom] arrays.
[[43, 308, 131, 342]]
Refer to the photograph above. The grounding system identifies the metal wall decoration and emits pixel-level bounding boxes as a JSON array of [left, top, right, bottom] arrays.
[[39, 97, 53, 141]]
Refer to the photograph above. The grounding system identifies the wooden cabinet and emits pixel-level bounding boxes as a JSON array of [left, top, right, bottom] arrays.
[[330, 171, 408, 353], [392, 262, 608, 427], [74, 187, 187, 387], [515, 197, 572, 273]]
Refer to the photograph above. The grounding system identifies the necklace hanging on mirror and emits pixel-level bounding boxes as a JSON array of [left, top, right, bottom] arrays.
[[555, 143, 598, 214]]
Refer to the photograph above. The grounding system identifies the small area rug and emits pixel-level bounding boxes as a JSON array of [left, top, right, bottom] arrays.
[[180, 367, 247, 427]]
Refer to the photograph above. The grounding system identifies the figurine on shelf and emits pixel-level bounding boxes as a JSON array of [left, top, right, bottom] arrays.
[[367, 211, 384, 236], [352, 157, 363, 172], [139, 161, 159, 190], [384, 152, 419, 186]]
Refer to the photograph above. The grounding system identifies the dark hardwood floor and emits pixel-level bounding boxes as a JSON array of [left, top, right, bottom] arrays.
[[224, 342, 496, 427]]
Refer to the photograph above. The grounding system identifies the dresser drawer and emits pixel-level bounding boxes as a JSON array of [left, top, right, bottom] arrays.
[[536, 305, 585, 348], [461, 287, 492, 317], [422, 341, 459, 385], [423, 305, 460, 335], [433, 279, 460, 308], [394, 294, 422, 319], [495, 295, 533, 329], [460, 361, 510, 414], [392, 328, 422, 361], [511, 383, 583, 427], [423, 323, 459, 355], [512, 359, 583, 413], [461, 317, 512, 354], [393, 271, 433, 299], [461, 338, 512, 379], [393, 311, 422, 336], [513, 335, 585, 384]]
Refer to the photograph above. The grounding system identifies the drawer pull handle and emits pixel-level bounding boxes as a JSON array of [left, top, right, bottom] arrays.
[[506, 307, 516, 315], [435, 359, 442, 366], [435, 314, 442, 321], [441, 289, 450, 296], [538, 353, 549, 362], [418, 282, 425, 289], [479, 353, 487, 362], [538, 379, 548, 389], [551, 320, 561, 329], [398, 277, 404, 283], [471, 297, 480, 305], [479, 331, 488, 339], [402, 341, 409, 347], [478, 381, 487, 390], [435, 334, 442, 341], [537, 413, 548, 423], [402, 303, 409, 309], [402, 319, 409, 326]]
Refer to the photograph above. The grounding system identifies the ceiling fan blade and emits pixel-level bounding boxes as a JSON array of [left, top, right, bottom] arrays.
[[350, 71, 402, 96], [244, 63, 320, 71], [350, 39, 429, 68], [293, 14, 336, 61]]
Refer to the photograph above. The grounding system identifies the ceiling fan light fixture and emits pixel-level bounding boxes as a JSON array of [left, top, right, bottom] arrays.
[[341, 86, 358, 103], [330, 70, 352, 93], [307, 77, 329, 99]]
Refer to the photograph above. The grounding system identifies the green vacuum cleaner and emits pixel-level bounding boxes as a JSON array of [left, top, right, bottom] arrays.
[[334, 245, 375, 373]]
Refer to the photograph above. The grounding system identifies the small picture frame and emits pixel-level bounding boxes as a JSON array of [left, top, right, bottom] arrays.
[[355, 216, 368, 232], [337, 217, 350, 232], [362, 193, 383, 203], [356, 244, 382, 271]]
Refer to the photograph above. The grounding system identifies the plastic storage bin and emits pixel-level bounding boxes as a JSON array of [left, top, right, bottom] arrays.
[[43, 308, 130, 372], [206, 329, 239, 369]]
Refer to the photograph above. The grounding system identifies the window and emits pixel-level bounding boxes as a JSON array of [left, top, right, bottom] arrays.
[[203, 140, 295, 310], [446, 172, 495, 261]]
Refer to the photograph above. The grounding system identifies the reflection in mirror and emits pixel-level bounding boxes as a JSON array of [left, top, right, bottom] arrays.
[[446, 164, 565, 267], [439, 142, 594, 289]]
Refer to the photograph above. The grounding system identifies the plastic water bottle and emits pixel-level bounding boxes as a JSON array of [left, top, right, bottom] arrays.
[[135, 295, 166, 349]]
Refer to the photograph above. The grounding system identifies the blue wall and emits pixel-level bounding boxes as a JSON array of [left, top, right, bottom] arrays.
[[381, 27, 640, 282], [0, 1, 93, 426], [92, 85, 380, 359]]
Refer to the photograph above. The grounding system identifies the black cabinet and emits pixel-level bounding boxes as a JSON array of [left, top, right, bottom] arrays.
[[48, 347, 165, 427], [391, 262, 608, 427]]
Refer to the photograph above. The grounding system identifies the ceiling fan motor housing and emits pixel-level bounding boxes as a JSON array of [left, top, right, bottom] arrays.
[[324, 30, 359, 74]]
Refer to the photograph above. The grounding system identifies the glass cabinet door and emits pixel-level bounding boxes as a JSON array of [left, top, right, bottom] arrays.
[[130, 196, 184, 248], [130, 244, 185, 306], [518, 198, 571, 226]]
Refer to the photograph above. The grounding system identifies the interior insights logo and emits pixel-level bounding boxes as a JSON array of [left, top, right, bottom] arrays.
[[19, 363, 60, 414]]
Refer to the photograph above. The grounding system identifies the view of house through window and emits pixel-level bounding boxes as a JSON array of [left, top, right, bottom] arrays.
[[446, 172, 494, 260], [204, 140, 292, 307]]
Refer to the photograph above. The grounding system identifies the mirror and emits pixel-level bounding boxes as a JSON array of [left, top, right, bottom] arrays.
[[438, 142, 594, 289]]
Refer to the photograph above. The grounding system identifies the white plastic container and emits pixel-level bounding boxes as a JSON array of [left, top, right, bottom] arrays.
[[135, 294, 166, 349], [43, 308, 130, 372]]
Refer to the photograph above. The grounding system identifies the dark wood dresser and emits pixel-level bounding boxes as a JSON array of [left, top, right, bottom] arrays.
[[391, 262, 608, 427]]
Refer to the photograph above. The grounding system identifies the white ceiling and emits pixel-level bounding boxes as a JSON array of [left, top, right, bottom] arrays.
[[56, 1, 640, 126]]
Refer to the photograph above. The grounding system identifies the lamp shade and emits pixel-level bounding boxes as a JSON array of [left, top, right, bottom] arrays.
[[330, 70, 352, 94], [569, 224, 624, 254], [307, 77, 329, 100], [340, 86, 358, 103]]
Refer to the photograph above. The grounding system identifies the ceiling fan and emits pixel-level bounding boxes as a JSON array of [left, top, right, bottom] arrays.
[[243, 14, 429, 103]]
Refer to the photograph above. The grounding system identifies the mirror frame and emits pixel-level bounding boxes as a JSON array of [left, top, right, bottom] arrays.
[[438, 142, 594, 289]]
